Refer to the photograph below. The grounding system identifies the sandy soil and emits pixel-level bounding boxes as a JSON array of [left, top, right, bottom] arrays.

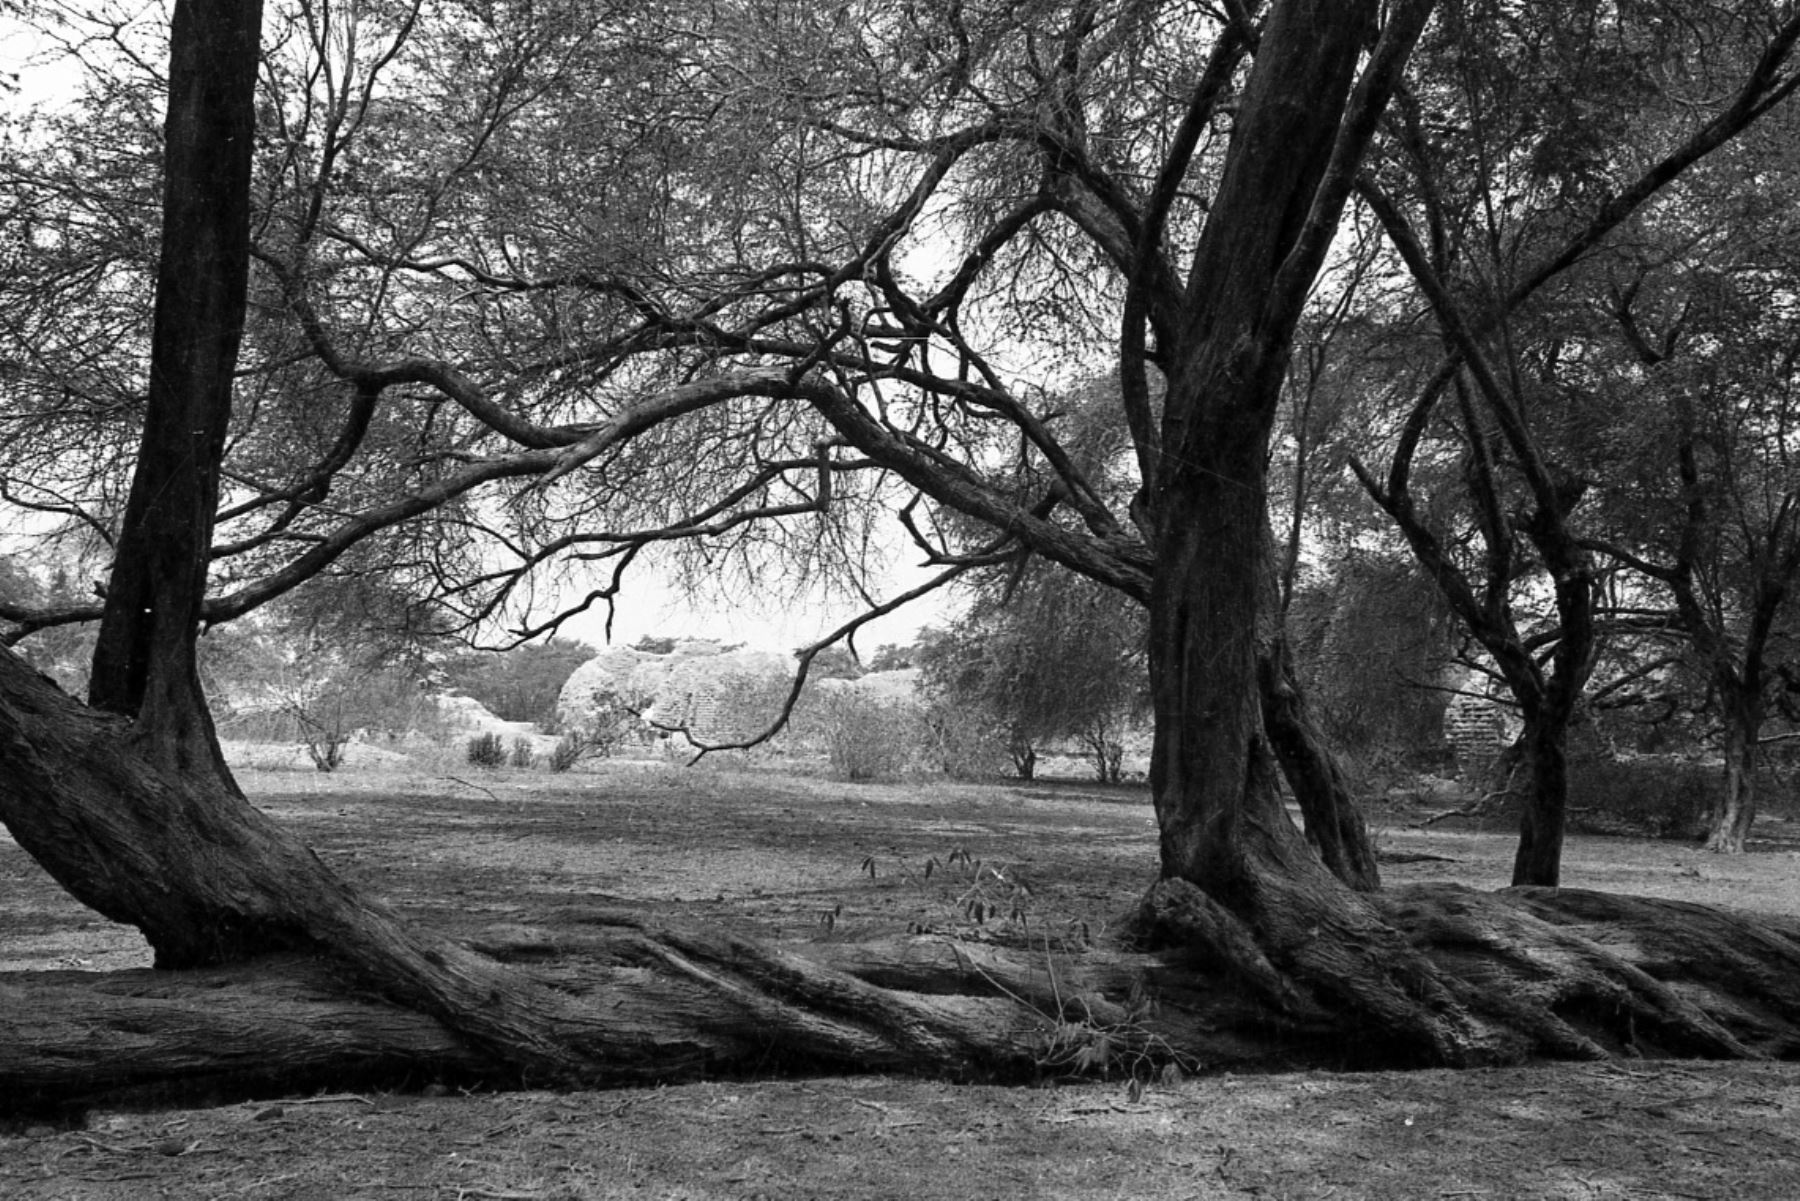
[[4, 758, 1800, 1198]]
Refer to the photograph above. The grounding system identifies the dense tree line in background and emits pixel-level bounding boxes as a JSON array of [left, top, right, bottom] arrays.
[[4, 0, 1800, 1104]]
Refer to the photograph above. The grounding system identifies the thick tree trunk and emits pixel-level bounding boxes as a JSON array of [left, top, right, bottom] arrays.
[[1148, 439, 1286, 887], [1511, 709, 1570, 886], [0, 650, 1052, 1086], [87, 0, 263, 787], [1707, 703, 1760, 854]]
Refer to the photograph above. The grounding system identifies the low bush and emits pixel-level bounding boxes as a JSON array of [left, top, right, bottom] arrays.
[[467, 732, 507, 768], [509, 737, 536, 769], [819, 693, 921, 782], [547, 732, 586, 773], [1567, 753, 1713, 838], [920, 701, 1012, 780]]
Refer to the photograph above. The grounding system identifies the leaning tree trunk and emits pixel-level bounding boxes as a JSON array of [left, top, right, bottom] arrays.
[[12, 0, 1800, 1114], [1259, 606, 1382, 891], [86, 0, 263, 787]]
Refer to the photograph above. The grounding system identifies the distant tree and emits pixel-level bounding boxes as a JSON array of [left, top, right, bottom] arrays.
[[10, 0, 1800, 1105], [631, 636, 678, 656], [918, 566, 1147, 783], [442, 640, 597, 728], [1348, 5, 1800, 884], [866, 643, 914, 673], [1287, 553, 1456, 774], [0, 560, 97, 693], [800, 644, 863, 681], [1580, 131, 1800, 851]]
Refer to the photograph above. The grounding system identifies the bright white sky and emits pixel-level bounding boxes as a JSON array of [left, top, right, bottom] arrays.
[[570, 560, 944, 657]]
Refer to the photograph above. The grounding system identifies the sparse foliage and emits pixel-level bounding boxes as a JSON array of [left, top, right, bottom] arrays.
[[818, 691, 920, 782], [917, 567, 1147, 782], [7, 0, 1800, 1104], [547, 732, 586, 773]]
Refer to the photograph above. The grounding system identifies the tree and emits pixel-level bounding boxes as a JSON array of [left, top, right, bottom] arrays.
[[1579, 115, 1800, 851], [442, 639, 596, 728], [1349, 1, 1800, 884], [917, 566, 1146, 783], [1286, 552, 1457, 775], [8, 0, 1800, 1109]]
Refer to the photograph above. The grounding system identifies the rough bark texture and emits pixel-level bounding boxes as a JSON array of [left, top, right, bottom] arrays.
[[11, 0, 1800, 1116], [1510, 710, 1571, 887], [1149, 0, 1375, 887], [1707, 710, 1759, 854], [9, 877, 1800, 1115], [87, 0, 263, 787], [1260, 621, 1382, 892]]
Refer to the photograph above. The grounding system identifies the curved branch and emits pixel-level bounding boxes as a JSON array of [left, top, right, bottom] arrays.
[[794, 377, 1152, 601]]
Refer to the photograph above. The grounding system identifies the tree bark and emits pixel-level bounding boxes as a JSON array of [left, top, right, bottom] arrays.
[[1259, 597, 1382, 892], [87, 0, 264, 786], [11, 873, 1800, 1115], [1511, 708, 1571, 886], [1707, 698, 1760, 854], [1149, 0, 1377, 887]]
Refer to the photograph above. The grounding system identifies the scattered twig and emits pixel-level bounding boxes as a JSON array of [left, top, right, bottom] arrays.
[[280, 1093, 377, 1108], [441, 775, 501, 803]]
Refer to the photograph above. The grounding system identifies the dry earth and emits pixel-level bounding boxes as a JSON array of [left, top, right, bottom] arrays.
[[4, 756, 1800, 1199]]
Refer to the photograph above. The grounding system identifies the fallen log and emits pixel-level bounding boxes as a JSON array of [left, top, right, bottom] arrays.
[[9, 883, 1800, 1117]]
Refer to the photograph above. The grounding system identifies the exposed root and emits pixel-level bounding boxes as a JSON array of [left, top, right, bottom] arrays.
[[1502, 887, 1800, 1057]]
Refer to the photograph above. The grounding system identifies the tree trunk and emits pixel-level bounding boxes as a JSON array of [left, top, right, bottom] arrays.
[[87, 0, 263, 787], [1260, 613, 1382, 892], [1511, 708, 1570, 887], [1009, 734, 1036, 781], [10, 865, 1799, 1115], [1148, 432, 1289, 887], [0, 647, 1052, 1087], [1707, 697, 1760, 854]]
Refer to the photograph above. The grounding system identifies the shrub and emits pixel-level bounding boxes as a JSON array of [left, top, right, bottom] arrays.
[[440, 641, 597, 727], [306, 734, 348, 773], [509, 737, 536, 769], [467, 732, 507, 768], [558, 685, 642, 758], [1566, 752, 1712, 838], [547, 732, 586, 773], [919, 699, 1012, 780], [820, 692, 920, 781]]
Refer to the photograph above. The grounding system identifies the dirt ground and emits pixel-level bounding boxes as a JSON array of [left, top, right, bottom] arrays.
[[5, 757, 1800, 1199]]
